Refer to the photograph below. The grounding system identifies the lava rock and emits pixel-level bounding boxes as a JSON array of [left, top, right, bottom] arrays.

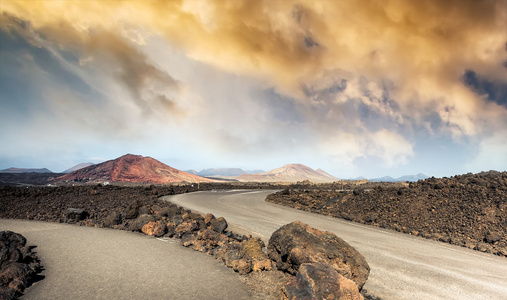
[[142, 221, 167, 237], [102, 211, 122, 228], [128, 214, 156, 232], [0, 231, 42, 299], [282, 263, 363, 300], [268, 221, 370, 289], [485, 232, 502, 244], [155, 205, 183, 220], [65, 208, 88, 222], [210, 217, 228, 233], [125, 200, 142, 219], [231, 259, 251, 275], [204, 213, 215, 226], [241, 238, 268, 261], [175, 220, 200, 237]]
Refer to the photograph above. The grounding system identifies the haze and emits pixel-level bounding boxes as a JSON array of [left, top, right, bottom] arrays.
[[1, 0, 506, 178]]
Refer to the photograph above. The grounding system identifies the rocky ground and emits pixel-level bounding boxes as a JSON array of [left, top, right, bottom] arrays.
[[0, 184, 376, 299], [0, 231, 42, 300], [267, 171, 507, 257]]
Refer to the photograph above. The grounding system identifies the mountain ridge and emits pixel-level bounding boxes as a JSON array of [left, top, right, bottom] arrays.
[[236, 164, 339, 183], [0, 167, 53, 173], [57, 154, 214, 184], [62, 163, 95, 173]]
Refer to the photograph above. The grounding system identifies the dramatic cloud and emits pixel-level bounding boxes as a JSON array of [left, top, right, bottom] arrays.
[[1, 0, 506, 176]]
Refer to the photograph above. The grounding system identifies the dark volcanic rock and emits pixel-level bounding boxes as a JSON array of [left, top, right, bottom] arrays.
[[282, 263, 363, 300], [268, 221, 370, 289], [266, 171, 507, 257], [485, 232, 502, 243], [0, 231, 42, 299], [103, 211, 122, 228], [175, 220, 200, 237], [65, 208, 88, 222], [125, 200, 142, 219], [210, 217, 228, 233], [128, 214, 156, 232], [155, 204, 183, 220]]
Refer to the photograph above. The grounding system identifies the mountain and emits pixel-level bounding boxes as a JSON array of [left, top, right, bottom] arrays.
[[184, 168, 267, 177], [62, 163, 95, 173], [316, 168, 341, 181], [369, 173, 429, 182], [369, 176, 397, 182], [198, 168, 247, 177], [396, 173, 429, 182], [245, 169, 265, 174], [184, 169, 199, 175], [347, 176, 367, 181], [0, 167, 52, 173], [236, 164, 339, 183], [57, 154, 214, 184]]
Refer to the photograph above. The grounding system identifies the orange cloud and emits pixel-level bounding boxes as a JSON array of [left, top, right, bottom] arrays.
[[1, 0, 506, 168]]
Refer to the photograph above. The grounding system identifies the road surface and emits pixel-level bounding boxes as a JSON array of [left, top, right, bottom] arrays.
[[0, 219, 252, 300], [164, 190, 507, 300]]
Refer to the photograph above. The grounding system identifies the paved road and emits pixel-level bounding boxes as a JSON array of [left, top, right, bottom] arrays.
[[0, 219, 251, 300], [164, 190, 507, 300]]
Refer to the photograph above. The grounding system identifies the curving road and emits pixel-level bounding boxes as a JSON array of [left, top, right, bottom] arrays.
[[164, 190, 507, 300], [0, 219, 252, 300]]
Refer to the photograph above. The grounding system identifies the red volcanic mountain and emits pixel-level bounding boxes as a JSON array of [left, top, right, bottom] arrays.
[[236, 164, 339, 183], [57, 154, 213, 184]]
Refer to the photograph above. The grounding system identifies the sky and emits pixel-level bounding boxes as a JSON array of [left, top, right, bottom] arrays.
[[0, 0, 506, 178]]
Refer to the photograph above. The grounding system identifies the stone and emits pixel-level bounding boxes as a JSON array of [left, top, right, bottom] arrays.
[[165, 222, 176, 237], [231, 259, 252, 275], [485, 232, 502, 244], [181, 233, 198, 247], [241, 238, 268, 260], [210, 217, 228, 233], [65, 208, 88, 222], [138, 206, 151, 216], [475, 242, 493, 253], [180, 229, 226, 253], [175, 220, 200, 237], [102, 211, 122, 228], [223, 242, 243, 267], [252, 259, 273, 272], [268, 221, 370, 289], [128, 214, 156, 232], [155, 205, 183, 220], [125, 200, 142, 219], [0, 231, 41, 299], [282, 263, 364, 300], [142, 221, 167, 237], [205, 213, 215, 226]]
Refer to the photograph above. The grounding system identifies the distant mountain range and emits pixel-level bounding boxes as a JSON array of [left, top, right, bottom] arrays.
[[57, 154, 213, 184], [236, 164, 339, 183], [62, 163, 95, 173], [185, 168, 266, 177], [368, 173, 429, 182], [0, 167, 53, 173], [2, 155, 428, 184]]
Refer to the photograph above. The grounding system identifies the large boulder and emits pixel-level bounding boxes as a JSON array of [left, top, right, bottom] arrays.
[[282, 263, 364, 300], [268, 221, 370, 289]]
